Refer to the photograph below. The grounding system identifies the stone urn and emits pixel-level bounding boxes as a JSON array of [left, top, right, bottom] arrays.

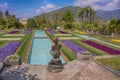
[[5, 55, 22, 66], [77, 52, 92, 61]]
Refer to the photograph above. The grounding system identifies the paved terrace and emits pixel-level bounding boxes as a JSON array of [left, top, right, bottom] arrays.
[[5, 59, 119, 80]]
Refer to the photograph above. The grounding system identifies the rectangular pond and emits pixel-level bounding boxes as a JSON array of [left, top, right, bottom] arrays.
[[29, 30, 65, 65]]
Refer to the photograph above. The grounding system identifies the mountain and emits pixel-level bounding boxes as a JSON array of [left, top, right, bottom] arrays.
[[35, 6, 120, 21], [34, 6, 81, 19], [96, 9, 120, 20]]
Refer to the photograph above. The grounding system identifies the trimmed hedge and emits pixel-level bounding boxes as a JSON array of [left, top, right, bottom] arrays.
[[45, 31, 54, 40], [61, 46, 76, 61], [17, 31, 33, 61], [0, 42, 7, 48]]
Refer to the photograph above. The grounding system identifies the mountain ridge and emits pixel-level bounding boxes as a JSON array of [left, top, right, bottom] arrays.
[[34, 6, 120, 21]]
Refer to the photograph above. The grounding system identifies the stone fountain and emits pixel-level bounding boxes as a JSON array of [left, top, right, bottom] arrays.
[[47, 37, 63, 72]]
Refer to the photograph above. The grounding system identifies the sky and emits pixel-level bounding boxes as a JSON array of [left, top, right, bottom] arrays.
[[0, 0, 120, 18]]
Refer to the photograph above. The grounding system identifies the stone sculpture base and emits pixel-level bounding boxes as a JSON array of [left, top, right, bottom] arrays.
[[47, 59, 63, 73]]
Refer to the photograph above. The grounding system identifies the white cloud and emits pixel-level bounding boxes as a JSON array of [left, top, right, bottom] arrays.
[[74, 0, 120, 11], [0, 2, 8, 9], [35, 2, 57, 13]]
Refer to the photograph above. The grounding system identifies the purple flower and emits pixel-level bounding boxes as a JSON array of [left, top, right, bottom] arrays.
[[59, 31, 68, 34], [8, 31, 19, 34], [62, 40, 87, 53], [23, 29, 31, 34], [83, 40, 120, 55], [47, 30, 55, 34], [0, 42, 21, 62]]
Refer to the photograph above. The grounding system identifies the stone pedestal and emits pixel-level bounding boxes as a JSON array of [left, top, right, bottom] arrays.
[[0, 62, 3, 72], [47, 59, 63, 73]]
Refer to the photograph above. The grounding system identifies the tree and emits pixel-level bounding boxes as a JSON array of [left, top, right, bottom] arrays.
[[78, 6, 96, 30], [35, 14, 47, 29], [51, 11, 62, 29], [0, 10, 3, 18], [61, 10, 75, 30], [26, 19, 37, 28], [107, 19, 116, 35]]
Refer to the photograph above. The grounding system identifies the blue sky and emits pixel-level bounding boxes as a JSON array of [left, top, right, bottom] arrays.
[[0, 0, 120, 18]]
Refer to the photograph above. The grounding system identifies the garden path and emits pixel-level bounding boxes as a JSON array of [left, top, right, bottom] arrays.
[[71, 32, 120, 48], [6, 60, 119, 80], [93, 55, 120, 59]]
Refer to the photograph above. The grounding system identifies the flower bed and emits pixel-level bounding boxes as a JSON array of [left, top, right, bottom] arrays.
[[83, 40, 120, 55], [75, 30, 87, 34], [59, 37, 81, 40], [0, 38, 22, 41], [112, 39, 120, 43], [59, 30, 68, 34], [62, 40, 87, 53], [3, 34, 25, 37], [8, 31, 19, 34], [54, 34, 71, 36], [23, 29, 31, 34], [46, 29, 55, 34], [0, 42, 21, 62]]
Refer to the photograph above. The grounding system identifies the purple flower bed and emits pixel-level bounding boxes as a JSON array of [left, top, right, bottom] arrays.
[[23, 29, 31, 34], [47, 29, 55, 34], [62, 40, 87, 53], [8, 31, 19, 34], [59, 30, 68, 34], [83, 40, 120, 55], [0, 42, 21, 62]]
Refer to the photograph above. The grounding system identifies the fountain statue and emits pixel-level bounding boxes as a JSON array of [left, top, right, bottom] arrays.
[[47, 37, 63, 72]]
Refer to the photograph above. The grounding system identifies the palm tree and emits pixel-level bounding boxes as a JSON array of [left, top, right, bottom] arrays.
[[78, 9, 84, 29], [52, 11, 62, 29], [61, 10, 75, 30]]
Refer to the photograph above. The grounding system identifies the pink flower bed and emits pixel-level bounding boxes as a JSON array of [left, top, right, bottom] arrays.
[[8, 31, 19, 34], [83, 40, 120, 55], [59, 30, 68, 34]]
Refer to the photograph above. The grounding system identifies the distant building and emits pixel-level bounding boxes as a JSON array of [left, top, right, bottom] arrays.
[[19, 18, 27, 25]]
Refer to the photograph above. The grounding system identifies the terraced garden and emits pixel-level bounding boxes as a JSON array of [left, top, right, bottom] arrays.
[[0, 29, 120, 73], [0, 29, 32, 62]]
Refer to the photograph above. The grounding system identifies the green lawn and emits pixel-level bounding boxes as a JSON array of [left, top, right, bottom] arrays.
[[88, 34, 120, 46], [45, 31, 54, 40], [91, 40, 120, 50], [17, 31, 33, 61], [0, 42, 7, 48], [97, 57, 120, 71], [61, 46, 76, 61], [72, 40, 107, 56], [54, 30, 60, 34], [99, 38, 120, 46]]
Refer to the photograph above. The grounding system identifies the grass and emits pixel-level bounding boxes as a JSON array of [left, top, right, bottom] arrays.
[[88, 34, 120, 46], [97, 57, 120, 71], [6, 55, 18, 61], [70, 32, 86, 40], [17, 31, 33, 61], [0, 33, 5, 36], [45, 31, 54, 40], [99, 38, 120, 46], [61, 46, 76, 61], [91, 40, 120, 50], [54, 30, 60, 34], [72, 40, 107, 56], [0, 42, 7, 48]]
